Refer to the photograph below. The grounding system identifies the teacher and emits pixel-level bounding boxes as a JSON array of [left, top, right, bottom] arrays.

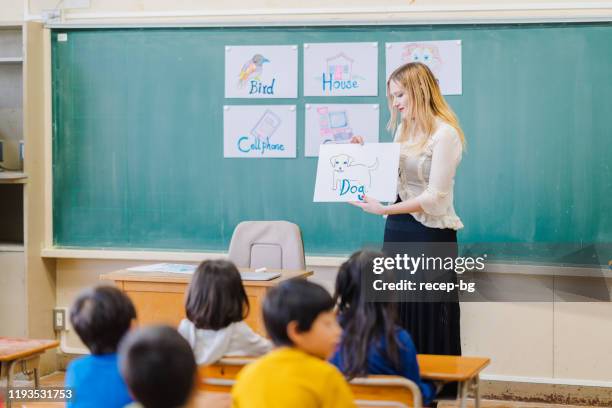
[[351, 62, 465, 358]]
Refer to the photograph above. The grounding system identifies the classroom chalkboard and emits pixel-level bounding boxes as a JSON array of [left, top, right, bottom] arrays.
[[52, 24, 612, 263]]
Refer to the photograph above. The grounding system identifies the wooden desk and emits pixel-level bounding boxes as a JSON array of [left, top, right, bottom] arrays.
[[418, 354, 490, 408], [0, 337, 60, 408], [101, 269, 313, 336]]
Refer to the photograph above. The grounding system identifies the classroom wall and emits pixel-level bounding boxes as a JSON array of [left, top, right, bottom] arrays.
[[20, 0, 612, 23], [0, 0, 22, 23]]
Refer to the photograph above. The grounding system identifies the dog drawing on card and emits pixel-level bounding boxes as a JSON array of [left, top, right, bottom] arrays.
[[330, 154, 379, 191]]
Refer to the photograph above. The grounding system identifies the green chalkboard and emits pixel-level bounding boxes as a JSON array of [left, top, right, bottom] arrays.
[[52, 24, 612, 262]]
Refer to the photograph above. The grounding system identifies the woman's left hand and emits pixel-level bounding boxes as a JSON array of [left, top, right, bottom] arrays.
[[349, 195, 387, 215]]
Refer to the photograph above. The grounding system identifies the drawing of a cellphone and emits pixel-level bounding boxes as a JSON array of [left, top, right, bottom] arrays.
[[250, 110, 282, 140]]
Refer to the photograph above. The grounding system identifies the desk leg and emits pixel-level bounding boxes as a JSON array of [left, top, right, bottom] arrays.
[[458, 380, 468, 408], [33, 366, 40, 388], [474, 375, 481, 408], [20, 355, 41, 388], [5, 359, 17, 408]]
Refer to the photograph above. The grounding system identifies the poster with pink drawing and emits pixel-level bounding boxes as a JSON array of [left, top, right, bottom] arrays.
[[385, 40, 462, 95], [303, 42, 378, 97], [304, 104, 380, 157]]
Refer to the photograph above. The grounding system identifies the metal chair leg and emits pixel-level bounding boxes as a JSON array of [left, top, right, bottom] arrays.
[[458, 381, 468, 408]]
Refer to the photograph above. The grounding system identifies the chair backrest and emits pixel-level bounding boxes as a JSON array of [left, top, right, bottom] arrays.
[[197, 357, 255, 392], [228, 221, 306, 270], [350, 375, 422, 408], [199, 360, 421, 408]]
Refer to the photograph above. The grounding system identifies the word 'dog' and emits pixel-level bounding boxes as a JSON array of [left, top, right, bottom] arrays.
[[338, 179, 365, 201]]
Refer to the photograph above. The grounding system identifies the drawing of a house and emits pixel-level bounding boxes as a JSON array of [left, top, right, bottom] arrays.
[[326, 53, 354, 81]]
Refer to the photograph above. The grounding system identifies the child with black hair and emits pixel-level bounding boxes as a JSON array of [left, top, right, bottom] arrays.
[[330, 250, 436, 406], [232, 279, 355, 408], [65, 285, 136, 408], [119, 325, 198, 408], [178, 259, 271, 365]]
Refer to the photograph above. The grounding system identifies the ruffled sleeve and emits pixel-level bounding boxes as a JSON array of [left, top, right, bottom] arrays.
[[416, 126, 462, 217]]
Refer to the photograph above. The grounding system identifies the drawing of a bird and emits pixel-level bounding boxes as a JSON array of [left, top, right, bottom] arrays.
[[238, 54, 270, 87]]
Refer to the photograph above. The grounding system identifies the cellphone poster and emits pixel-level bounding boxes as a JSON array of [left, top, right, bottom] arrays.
[[223, 105, 297, 158]]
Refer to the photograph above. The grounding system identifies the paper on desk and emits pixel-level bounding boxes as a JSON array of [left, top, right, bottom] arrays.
[[127, 263, 196, 274]]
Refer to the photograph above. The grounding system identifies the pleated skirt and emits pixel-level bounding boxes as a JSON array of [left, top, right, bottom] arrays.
[[383, 211, 462, 357]]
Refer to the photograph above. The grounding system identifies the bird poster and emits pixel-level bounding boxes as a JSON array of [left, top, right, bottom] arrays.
[[224, 105, 297, 158], [304, 104, 380, 157], [313, 143, 399, 202], [385, 40, 462, 95], [303, 42, 379, 97], [225, 45, 298, 99]]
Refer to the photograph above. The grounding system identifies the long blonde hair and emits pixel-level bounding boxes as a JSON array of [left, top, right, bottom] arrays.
[[387, 62, 465, 150]]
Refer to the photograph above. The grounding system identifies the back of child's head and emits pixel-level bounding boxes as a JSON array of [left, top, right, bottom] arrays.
[[70, 285, 136, 354], [185, 259, 249, 330], [119, 325, 196, 408], [335, 250, 400, 379], [263, 278, 335, 347]]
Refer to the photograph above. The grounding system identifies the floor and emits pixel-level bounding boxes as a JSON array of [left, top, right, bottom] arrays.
[[3, 372, 605, 408]]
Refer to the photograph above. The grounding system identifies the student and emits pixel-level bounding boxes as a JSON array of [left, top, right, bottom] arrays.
[[232, 279, 355, 408], [178, 259, 272, 365], [65, 285, 136, 408], [119, 325, 198, 408], [330, 250, 436, 406]]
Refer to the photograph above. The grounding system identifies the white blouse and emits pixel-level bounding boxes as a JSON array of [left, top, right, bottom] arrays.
[[178, 319, 272, 365], [394, 119, 464, 230]]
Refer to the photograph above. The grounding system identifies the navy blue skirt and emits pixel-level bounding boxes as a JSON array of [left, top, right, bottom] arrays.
[[383, 211, 462, 357]]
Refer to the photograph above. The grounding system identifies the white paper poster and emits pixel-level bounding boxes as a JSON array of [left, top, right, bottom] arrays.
[[385, 40, 462, 95], [224, 105, 296, 158], [225, 45, 298, 99], [303, 42, 378, 97], [313, 143, 400, 202], [304, 104, 380, 157]]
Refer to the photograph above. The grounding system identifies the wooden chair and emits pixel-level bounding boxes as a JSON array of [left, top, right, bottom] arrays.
[[197, 357, 255, 392], [350, 375, 422, 408], [199, 358, 422, 407]]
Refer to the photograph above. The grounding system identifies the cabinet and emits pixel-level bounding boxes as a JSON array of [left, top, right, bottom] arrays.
[[0, 24, 26, 337]]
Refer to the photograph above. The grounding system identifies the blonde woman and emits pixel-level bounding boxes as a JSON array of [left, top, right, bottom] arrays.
[[351, 62, 465, 362]]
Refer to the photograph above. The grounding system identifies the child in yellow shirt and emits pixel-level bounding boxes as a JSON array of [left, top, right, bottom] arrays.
[[231, 279, 356, 408]]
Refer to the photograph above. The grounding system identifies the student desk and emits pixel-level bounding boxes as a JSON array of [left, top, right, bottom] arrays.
[[418, 354, 490, 408], [0, 337, 60, 408], [100, 269, 313, 336]]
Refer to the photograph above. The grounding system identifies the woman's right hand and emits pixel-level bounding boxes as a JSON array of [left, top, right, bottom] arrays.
[[349, 135, 365, 145]]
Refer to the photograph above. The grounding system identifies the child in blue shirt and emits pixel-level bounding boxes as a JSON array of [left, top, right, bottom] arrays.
[[65, 285, 136, 408], [330, 250, 436, 406]]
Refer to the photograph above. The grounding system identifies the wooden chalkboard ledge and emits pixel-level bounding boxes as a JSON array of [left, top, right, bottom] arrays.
[[0, 171, 27, 184], [41, 248, 612, 278], [41, 248, 348, 267]]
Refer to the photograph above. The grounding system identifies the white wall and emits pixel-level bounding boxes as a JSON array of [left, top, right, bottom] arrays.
[[0, 0, 22, 23], [17, 0, 612, 24]]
